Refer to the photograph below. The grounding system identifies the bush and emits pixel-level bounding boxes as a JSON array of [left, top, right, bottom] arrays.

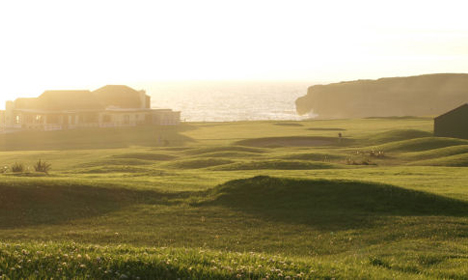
[[11, 163, 25, 173], [34, 160, 51, 174]]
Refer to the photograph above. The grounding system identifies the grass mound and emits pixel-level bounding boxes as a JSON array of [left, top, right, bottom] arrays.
[[0, 181, 164, 228], [204, 176, 468, 228], [73, 165, 153, 174], [402, 145, 468, 161], [0, 241, 370, 280], [3, 241, 465, 280], [112, 152, 176, 161], [373, 137, 468, 152], [78, 158, 155, 168], [365, 129, 432, 145], [409, 153, 468, 167], [186, 146, 265, 155], [196, 151, 263, 158], [167, 158, 234, 169], [211, 160, 337, 171], [280, 152, 346, 161], [235, 136, 348, 147]]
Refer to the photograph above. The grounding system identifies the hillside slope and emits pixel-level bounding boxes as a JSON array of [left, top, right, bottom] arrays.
[[296, 73, 468, 118]]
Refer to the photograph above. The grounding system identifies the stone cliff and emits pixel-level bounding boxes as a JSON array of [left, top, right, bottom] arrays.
[[296, 73, 468, 118]]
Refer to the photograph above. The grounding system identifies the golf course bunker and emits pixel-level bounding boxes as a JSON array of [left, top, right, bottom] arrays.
[[307, 127, 346, 131], [236, 136, 339, 147]]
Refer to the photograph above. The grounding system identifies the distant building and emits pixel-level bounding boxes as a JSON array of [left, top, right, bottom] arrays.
[[434, 103, 468, 140], [0, 85, 180, 132]]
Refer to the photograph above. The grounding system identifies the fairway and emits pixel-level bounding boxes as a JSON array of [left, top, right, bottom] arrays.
[[1, 117, 468, 279]]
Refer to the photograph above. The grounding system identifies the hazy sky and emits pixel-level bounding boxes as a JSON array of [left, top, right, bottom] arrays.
[[1, 0, 467, 106]]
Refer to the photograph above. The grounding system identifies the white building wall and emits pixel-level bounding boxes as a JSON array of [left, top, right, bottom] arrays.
[[0, 108, 180, 132]]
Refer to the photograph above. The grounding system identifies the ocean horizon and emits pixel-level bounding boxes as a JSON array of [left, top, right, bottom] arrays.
[[140, 81, 316, 122]]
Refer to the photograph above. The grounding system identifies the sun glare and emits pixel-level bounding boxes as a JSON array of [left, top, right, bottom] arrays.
[[0, 0, 467, 109]]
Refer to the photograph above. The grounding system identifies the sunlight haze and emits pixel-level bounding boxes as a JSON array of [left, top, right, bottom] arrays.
[[3, 2, 468, 277], [1, 0, 467, 108]]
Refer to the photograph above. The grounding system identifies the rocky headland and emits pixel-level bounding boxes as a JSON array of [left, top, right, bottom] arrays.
[[296, 73, 468, 118]]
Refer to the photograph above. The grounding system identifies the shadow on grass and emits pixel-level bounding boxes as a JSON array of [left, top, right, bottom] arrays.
[[0, 124, 197, 151], [307, 127, 346, 131], [235, 136, 354, 148], [274, 122, 304, 127], [362, 129, 433, 145], [210, 160, 337, 171], [200, 176, 468, 230], [0, 181, 185, 229]]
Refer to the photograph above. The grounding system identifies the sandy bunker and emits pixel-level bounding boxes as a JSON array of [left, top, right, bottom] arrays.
[[236, 136, 338, 147]]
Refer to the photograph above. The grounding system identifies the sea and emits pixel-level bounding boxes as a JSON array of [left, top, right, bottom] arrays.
[[140, 81, 316, 122]]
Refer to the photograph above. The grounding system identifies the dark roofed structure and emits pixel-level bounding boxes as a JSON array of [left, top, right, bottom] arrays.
[[37, 90, 101, 111], [434, 103, 468, 140], [13, 98, 39, 110], [13, 86, 150, 112], [93, 85, 150, 109], [1, 85, 180, 131]]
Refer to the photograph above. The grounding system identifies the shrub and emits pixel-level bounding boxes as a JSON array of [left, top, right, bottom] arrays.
[[34, 160, 51, 174], [11, 163, 25, 173]]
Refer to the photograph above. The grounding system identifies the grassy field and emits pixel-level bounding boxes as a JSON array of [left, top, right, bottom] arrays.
[[1, 117, 468, 279]]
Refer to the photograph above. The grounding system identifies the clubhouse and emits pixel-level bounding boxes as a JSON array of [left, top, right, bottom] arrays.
[[0, 85, 180, 132]]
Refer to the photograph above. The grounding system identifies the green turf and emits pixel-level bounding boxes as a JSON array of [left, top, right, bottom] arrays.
[[372, 137, 468, 152], [1, 117, 468, 279]]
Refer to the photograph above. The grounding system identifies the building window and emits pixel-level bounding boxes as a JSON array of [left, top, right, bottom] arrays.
[[123, 115, 130, 125], [15, 115, 20, 124]]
